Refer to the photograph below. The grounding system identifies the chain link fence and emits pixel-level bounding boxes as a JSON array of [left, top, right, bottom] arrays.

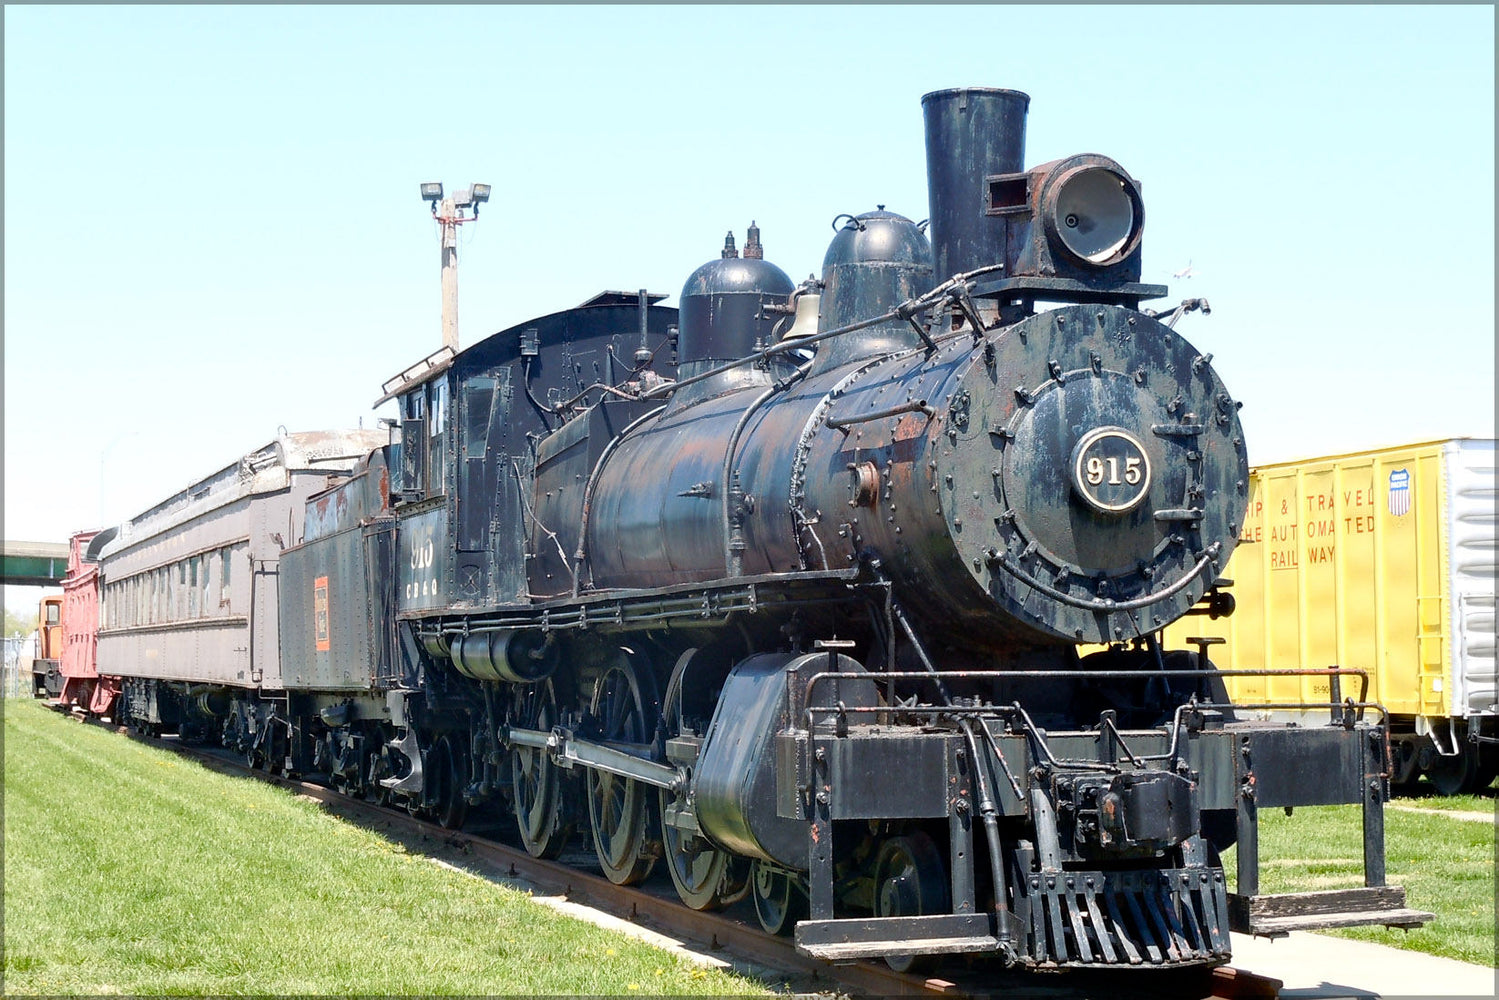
[[3, 633, 36, 699]]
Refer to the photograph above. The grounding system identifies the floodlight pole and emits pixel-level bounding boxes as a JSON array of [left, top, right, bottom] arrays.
[[438, 195, 460, 352], [423, 183, 488, 352]]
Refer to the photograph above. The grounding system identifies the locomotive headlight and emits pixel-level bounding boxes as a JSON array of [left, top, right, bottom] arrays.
[[1043, 159, 1143, 266]]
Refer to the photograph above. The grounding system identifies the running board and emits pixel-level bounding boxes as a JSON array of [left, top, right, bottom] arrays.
[[795, 913, 999, 961], [1228, 887, 1433, 936]]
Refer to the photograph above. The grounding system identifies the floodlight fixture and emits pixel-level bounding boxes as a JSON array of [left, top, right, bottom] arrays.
[[471, 183, 492, 204], [420, 182, 444, 203]]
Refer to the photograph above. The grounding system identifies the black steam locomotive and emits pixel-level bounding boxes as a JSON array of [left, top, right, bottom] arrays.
[[113, 88, 1428, 971]]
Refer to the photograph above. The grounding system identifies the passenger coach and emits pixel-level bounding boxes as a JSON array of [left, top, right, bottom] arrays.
[[100, 430, 383, 746]]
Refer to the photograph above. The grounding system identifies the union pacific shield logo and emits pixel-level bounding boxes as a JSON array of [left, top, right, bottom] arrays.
[[1387, 468, 1411, 516]]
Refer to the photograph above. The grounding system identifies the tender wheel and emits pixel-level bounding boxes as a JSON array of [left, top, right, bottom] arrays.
[[264, 723, 287, 776], [223, 703, 255, 764], [874, 832, 950, 973], [751, 860, 808, 936], [658, 648, 747, 910], [586, 649, 659, 885], [1426, 743, 1482, 796], [511, 679, 573, 858], [429, 734, 469, 830], [367, 742, 394, 807], [244, 718, 267, 769]]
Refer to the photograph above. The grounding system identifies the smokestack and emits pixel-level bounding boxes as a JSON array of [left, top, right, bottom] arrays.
[[922, 87, 1030, 283]]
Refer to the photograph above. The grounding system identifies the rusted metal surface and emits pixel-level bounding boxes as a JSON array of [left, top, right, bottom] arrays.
[[940, 303, 1249, 644], [580, 287, 1239, 650]]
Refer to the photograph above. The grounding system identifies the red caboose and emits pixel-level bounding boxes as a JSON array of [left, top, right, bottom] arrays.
[[57, 529, 115, 717]]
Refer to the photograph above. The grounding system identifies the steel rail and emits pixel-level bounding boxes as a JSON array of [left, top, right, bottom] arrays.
[[117, 725, 1282, 1000], [158, 739, 965, 997]]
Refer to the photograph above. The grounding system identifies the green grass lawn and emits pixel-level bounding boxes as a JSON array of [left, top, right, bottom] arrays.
[[1221, 799, 1495, 967], [6, 699, 1491, 991], [2, 700, 770, 996]]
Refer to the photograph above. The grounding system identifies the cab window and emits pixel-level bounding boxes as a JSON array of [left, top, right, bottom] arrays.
[[428, 378, 449, 496]]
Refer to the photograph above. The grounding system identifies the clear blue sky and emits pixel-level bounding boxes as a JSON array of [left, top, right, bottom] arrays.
[[5, 5, 1494, 616]]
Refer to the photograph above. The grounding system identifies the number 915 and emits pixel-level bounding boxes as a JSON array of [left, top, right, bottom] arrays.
[[1085, 455, 1142, 487]]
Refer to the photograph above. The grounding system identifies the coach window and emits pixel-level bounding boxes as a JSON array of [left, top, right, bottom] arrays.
[[428, 377, 449, 497], [220, 547, 232, 610]]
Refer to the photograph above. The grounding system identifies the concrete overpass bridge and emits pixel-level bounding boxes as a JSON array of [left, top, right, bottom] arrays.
[[1, 541, 69, 586]]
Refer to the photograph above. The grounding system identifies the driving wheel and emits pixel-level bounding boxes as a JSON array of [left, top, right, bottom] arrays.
[[511, 679, 574, 858], [658, 647, 747, 909], [587, 648, 660, 885]]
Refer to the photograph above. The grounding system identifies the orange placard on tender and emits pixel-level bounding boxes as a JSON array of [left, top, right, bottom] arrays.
[[314, 576, 330, 652]]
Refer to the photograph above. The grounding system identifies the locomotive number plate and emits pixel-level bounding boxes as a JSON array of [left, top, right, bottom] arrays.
[[1071, 427, 1151, 514]]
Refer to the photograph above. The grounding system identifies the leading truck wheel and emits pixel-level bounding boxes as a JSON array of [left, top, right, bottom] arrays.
[[586, 649, 659, 885], [873, 832, 950, 974], [511, 679, 573, 858]]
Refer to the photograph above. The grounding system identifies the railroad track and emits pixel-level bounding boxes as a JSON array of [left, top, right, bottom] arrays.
[[115, 723, 1282, 999]]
